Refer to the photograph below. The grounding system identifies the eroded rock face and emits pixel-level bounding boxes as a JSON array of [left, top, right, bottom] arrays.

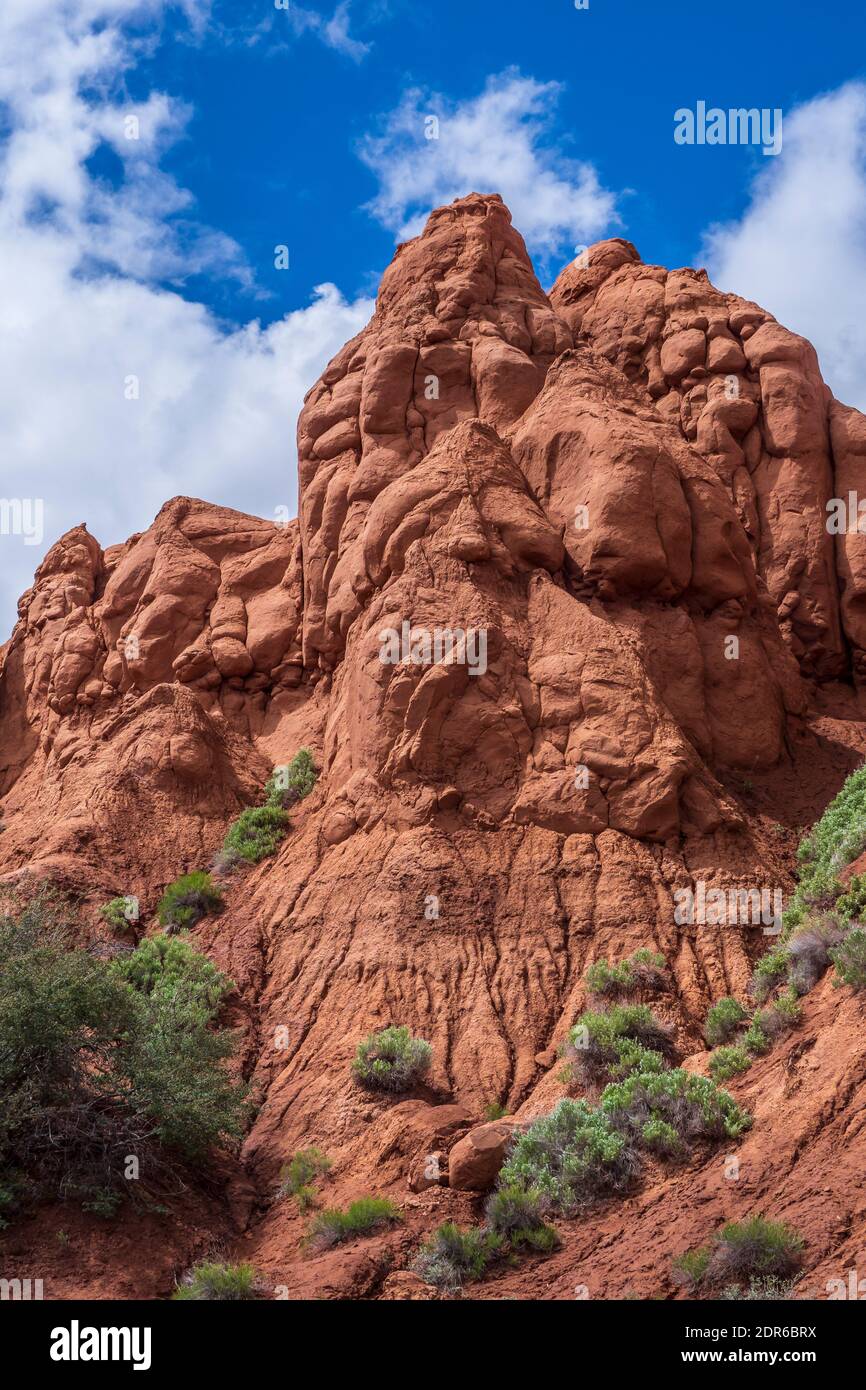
[[3, 194, 866, 1300], [550, 241, 863, 682]]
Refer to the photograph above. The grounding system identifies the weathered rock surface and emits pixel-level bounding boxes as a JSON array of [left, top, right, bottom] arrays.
[[3, 194, 866, 1300]]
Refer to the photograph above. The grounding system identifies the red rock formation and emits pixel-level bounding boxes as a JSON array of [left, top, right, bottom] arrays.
[[2, 193, 866, 1300]]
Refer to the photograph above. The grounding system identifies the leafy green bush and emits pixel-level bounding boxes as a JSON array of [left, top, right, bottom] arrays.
[[352, 1025, 432, 1092], [484, 1184, 547, 1237], [674, 1216, 804, 1293], [600, 1068, 751, 1144], [0, 898, 246, 1215], [499, 1098, 638, 1213], [112, 933, 232, 1012], [157, 872, 223, 933], [750, 946, 789, 1002], [222, 805, 289, 865], [672, 1245, 712, 1289], [704, 997, 747, 1047], [266, 749, 318, 808], [743, 1018, 770, 1056], [709, 1046, 752, 1082], [782, 762, 866, 935], [835, 873, 866, 923], [412, 1223, 504, 1292], [173, 1262, 261, 1301], [307, 1196, 400, 1250], [584, 949, 667, 999], [563, 1004, 676, 1086], [100, 897, 138, 931], [641, 1116, 682, 1155], [830, 926, 866, 989], [278, 1148, 331, 1212]]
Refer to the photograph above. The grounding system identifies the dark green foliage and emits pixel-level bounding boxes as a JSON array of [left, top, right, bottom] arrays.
[[704, 996, 747, 1047], [307, 1196, 400, 1250], [100, 897, 138, 931], [584, 949, 667, 999], [0, 895, 246, 1218], [750, 946, 789, 1002], [278, 1147, 331, 1212], [157, 872, 223, 933], [266, 749, 317, 808], [675, 1216, 804, 1292], [709, 1046, 752, 1082], [563, 1004, 677, 1087], [830, 926, 866, 988], [743, 1017, 771, 1056], [112, 933, 232, 1012], [412, 1222, 505, 1292], [499, 1098, 638, 1213], [173, 1262, 261, 1301], [222, 805, 289, 865], [835, 873, 866, 924], [600, 1068, 751, 1145], [351, 1025, 432, 1092], [782, 762, 866, 935]]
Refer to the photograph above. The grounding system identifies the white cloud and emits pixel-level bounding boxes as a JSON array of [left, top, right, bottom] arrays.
[[0, 0, 372, 639], [359, 69, 619, 263], [701, 82, 866, 411], [244, 1, 371, 62]]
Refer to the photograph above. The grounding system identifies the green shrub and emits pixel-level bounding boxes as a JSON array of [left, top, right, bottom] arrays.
[[750, 946, 789, 1002], [674, 1216, 804, 1292], [743, 1018, 770, 1056], [412, 1223, 504, 1292], [782, 762, 866, 934], [112, 933, 232, 1012], [307, 1196, 400, 1250], [157, 872, 223, 933], [709, 1046, 752, 1082], [266, 749, 318, 808], [173, 1262, 261, 1301], [222, 805, 289, 865], [100, 897, 138, 931], [600, 1068, 751, 1144], [704, 997, 747, 1047], [485, 1184, 546, 1237], [0, 898, 245, 1213], [563, 1004, 676, 1086], [830, 927, 866, 989], [352, 1025, 432, 1093], [641, 1117, 682, 1155], [835, 873, 866, 923], [672, 1245, 711, 1289], [584, 949, 667, 999], [278, 1148, 331, 1212], [499, 1098, 638, 1213]]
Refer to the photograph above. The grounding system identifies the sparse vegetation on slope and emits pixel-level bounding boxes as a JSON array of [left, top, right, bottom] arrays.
[[352, 1025, 432, 1092], [157, 871, 223, 933], [173, 1262, 262, 1301], [673, 1216, 804, 1295]]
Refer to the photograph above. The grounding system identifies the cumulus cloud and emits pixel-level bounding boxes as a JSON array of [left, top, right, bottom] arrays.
[[359, 69, 619, 263], [0, 0, 373, 639], [701, 82, 866, 411]]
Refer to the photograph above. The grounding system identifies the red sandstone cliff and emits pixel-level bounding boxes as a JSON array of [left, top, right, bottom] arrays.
[[2, 194, 866, 1300]]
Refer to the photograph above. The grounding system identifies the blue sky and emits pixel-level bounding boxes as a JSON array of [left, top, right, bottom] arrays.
[[2, 0, 866, 637]]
